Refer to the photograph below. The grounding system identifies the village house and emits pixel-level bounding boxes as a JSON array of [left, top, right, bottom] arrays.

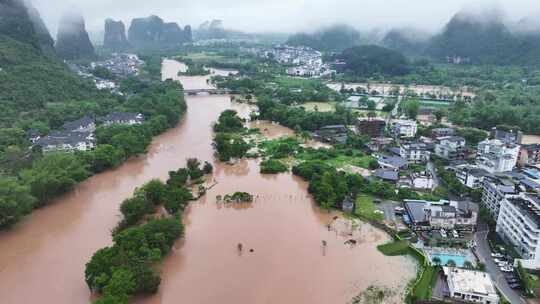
[[373, 169, 399, 183], [375, 154, 408, 170], [313, 125, 348, 144], [366, 137, 393, 152], [406, 172, 435, 190], [98, 112, 144, 126], [357, 118, 386, 138], [490, 126, 522, 144], [35, 131, 95, 153], [391, 119, 417, 138], [403, 199, 478, 231], [434, 136, 466, 159], [441, 267, 499, 304], [400, 142, 430, 163], [431, 127, 455, 139], [518, 144, 540, 166], [63, 116, 96, 133]]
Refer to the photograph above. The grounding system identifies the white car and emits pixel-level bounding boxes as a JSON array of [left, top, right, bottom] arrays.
[[500, 266, 514, 272], [491, 252, 503, 258]]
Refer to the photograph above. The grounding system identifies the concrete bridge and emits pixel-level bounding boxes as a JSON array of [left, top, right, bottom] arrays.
[[182, 88, 232, 95]]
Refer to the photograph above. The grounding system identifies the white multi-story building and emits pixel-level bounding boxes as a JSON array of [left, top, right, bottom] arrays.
[[481, 178, 518, 220], [442, 267, 499, 304], [476, 139, 520, 173], [496, 193, 540, 270], [400, 142, 430, 163], [392, 119, 417, 138], [435, 136, 466, 159], [452, 164, 491, 189]]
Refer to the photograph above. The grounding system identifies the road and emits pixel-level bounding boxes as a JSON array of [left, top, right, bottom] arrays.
[[474, 223, 526, 304], [426, 161, 441, 189]]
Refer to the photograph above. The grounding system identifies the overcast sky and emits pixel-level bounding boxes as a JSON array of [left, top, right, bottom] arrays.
[[30, 0, 540, 35]]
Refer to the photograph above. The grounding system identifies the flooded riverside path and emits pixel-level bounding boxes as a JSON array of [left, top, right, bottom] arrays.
[[0, 59, 416, 304]]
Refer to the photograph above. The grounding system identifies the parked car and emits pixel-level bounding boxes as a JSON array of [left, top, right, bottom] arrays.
[[440, 229, 447, 238], [491, 252, 503, 258], [506, 278, 520, 284], [501, 266, 514, 272], [509, 283, 521, 290]]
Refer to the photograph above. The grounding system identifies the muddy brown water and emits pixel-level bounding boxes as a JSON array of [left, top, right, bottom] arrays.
[[0, 59, 416, 304]]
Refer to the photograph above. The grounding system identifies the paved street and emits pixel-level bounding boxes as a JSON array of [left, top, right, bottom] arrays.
[[426, 161, 440, 189], [474, 223, 526, 304]]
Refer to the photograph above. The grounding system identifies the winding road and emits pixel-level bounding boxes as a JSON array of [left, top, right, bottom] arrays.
[[474, 222, 526, 304]]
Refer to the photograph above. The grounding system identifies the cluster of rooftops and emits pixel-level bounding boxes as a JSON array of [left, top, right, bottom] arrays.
[[30, 112, 144, 153]]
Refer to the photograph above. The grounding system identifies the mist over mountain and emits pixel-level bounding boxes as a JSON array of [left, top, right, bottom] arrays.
[[381, 28, 431, 57], [0, 0, 44, 49], [195, 19, 226, 40], [127, 15, 191, 49], [286, 25, 362, 51], [55, 9, 96, 60], [103, 18, 129, 51], [426, 10, 540, 65], [0, 0, 96, 127]]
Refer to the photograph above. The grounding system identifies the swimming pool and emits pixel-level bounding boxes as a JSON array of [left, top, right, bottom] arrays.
[[430, 253, 466, 267]]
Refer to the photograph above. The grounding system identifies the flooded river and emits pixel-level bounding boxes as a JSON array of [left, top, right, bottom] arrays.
[[0, 59, 416, 304]]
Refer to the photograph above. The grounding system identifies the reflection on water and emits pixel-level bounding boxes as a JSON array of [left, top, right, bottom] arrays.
[[0, 58, 416, 304]]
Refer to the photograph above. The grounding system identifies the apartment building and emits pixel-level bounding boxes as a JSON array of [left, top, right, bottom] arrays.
[[476, 139, 520, 173], [496, 193, 540, 270], [481, 177, 518, 220]]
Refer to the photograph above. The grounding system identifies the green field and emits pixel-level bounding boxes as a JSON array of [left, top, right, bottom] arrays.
[[419, 100, 451, 109], [355, 195, 384, 222], [412, 266, 439, 300], [377, 240, 411, 255]]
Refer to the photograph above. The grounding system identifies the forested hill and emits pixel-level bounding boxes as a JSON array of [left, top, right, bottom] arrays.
[[338, 45, 410, 77], [0, 0, 97, 128], [427, 13, 515, 64], [426, 12, 540, 65]]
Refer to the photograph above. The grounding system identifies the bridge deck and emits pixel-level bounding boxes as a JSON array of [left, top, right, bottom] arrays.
[[182, 88, 232, 95]]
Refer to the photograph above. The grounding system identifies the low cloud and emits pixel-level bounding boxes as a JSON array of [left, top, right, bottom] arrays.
[[29, 0, 540, 36]]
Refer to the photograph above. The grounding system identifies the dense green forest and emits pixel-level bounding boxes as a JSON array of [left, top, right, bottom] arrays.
[[212, 110, 251, 161], [338, 45, 410, 77]]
